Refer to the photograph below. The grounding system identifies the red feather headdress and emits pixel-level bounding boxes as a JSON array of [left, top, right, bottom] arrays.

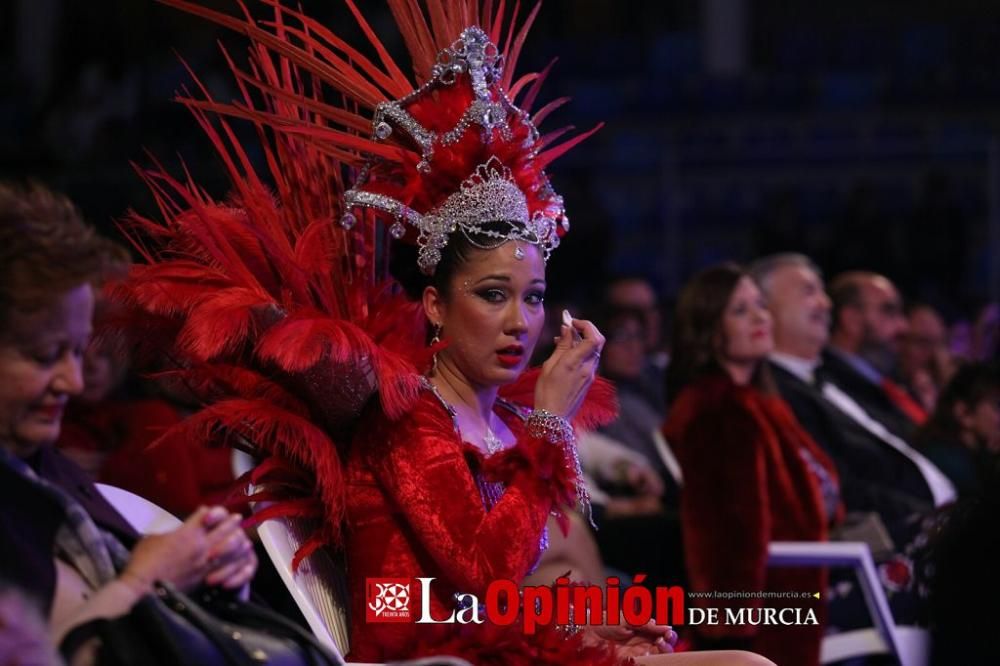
[[113, 0, 600, 557]]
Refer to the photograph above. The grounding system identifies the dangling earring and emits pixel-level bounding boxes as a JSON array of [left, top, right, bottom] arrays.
[[429, 323, 442, 375]]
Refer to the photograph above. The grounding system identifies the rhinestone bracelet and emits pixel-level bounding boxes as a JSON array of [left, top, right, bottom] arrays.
[[526, 409, 574, 444], [526, 409, 597, 529]]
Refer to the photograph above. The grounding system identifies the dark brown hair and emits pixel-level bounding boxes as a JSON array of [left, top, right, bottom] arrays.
[[666, 262, 773, 402], [828, 270, 875, 332], [0, 182, 126, 326], [390, 222, 528, 301], [916, 362, 1000, 448]]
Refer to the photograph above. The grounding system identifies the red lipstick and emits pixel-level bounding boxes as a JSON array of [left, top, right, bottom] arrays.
[[496, 345, 524, 368]]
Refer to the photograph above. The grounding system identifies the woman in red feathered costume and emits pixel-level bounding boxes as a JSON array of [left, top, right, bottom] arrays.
[[663, 264, 844, 666], [113, 2, 776, 664], [344, 226, 636, 662]]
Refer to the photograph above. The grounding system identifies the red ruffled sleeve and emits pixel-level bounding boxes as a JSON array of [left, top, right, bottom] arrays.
[[361, 391, 578, 594]]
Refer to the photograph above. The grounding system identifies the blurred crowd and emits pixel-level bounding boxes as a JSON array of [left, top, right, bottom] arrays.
[[528, 259, 1000, 663], [43, 244, 1000, 663]]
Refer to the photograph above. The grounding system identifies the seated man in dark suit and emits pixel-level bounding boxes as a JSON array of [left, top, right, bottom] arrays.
[[826, 271, 925, 439], [750, 254, 955, 527]]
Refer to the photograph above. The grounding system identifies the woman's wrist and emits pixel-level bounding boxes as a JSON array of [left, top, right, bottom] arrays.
[[526, 409, 574, 444], [117, 570, 154, 596]]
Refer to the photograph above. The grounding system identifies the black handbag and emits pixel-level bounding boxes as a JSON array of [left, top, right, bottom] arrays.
[[61, 582, 343, 666]]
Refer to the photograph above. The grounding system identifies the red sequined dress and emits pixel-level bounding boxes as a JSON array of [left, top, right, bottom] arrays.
[[345, 382, 617, 663]]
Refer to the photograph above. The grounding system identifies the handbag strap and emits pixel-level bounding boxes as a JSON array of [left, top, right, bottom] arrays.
[[156, 584, 261, 666], [165, 583, 343, 666], [205, 592, 343, 666]]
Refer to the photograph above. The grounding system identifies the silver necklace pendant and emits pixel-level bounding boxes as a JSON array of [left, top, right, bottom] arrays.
[[483, 425, 504, 455]]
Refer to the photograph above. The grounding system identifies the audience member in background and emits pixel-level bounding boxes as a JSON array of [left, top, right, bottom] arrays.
[[0, 183, 256, 654], [587, 305, 683, 589], [914, 363, 1000, 497], [753, 254, 955, 631], [597, 305, 680, 506], [898, 303, 955, 413], [971, 301, 1000, 361], [752, 254, 953, 525], [663, 263, 840, 666], [605, 276, 669, 415], [57, 293, 235, 518], [948, 302, 1000, 363], [826, 271, 926, 434]]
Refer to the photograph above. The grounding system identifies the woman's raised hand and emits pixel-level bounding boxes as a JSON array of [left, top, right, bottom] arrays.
[[534, 312, 605, 420]]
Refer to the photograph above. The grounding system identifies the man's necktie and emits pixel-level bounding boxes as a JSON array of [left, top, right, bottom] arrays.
[[880, 377, 928, 425]]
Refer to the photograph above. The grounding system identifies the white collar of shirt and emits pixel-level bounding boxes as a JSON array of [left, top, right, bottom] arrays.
[[769, 352, 820, 384]]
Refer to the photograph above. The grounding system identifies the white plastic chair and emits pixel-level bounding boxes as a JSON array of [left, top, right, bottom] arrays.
[[256, 514, 354, 662], [768, 541, 930, 666], [235, 450, 357, 662], [95, 482, 182, 535]]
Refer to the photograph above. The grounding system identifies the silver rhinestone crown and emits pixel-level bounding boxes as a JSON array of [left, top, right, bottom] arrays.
[[341, 26, 569, 275]]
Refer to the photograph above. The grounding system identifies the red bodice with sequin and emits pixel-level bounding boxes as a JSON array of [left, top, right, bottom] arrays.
[[344, 388, 574, 661]]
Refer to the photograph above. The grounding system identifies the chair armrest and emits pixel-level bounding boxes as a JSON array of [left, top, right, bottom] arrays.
[[768, 541, 905, 665], [95, 483, 182, 535], [768, 540, 873, 567]]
